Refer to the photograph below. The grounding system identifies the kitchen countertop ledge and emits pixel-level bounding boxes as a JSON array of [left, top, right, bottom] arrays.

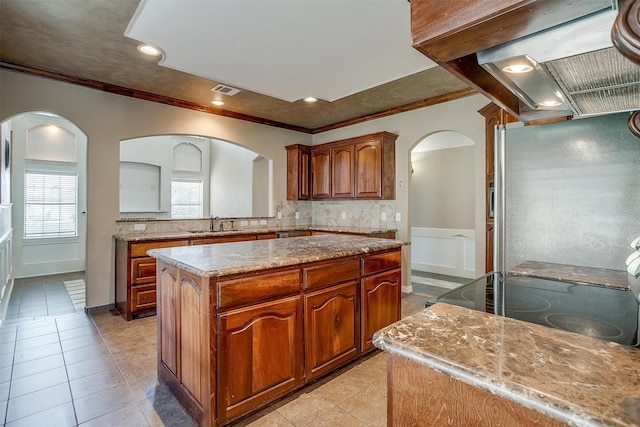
[[373, 303, 640, 427], [148, 234, 405, 278], [114, 225, 396, 241]]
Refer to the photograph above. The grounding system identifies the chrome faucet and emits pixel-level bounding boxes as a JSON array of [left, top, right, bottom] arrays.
[[219, 221, 224, 231], [210, 216, 218, 231]]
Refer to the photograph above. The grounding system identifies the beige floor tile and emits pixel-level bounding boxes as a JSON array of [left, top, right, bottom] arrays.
[[310, 375, 366, 405], [246, 409, 295, 427], [338, 385, 387, 426], [303, 405, 368, 427], [277, 392, 335, 426]]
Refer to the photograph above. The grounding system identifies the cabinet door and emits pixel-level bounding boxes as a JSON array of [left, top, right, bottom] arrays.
[[157, 265, 179, 375], [286, 144, 310, 200], [217, 296, 303, 423], [304, 281, 359, 381], [361, 269, 401, 352], [331, 145, 354, 198], [354, 139, 382, 199], [311, 148, 331, 199]]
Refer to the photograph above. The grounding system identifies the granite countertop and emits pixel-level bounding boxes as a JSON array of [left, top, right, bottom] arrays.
[[373, 303, 640, 427], [509, 261, 631, 291], [114, 225, 397, 242], [148, 234, 405, 278]]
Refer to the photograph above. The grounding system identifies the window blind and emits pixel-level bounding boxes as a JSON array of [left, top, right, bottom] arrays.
[[24, 171, 78, 238]]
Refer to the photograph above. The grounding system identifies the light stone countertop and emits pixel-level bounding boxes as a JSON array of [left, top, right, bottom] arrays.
[[114, 225, 397, 242], [373, 303, 640, 427], [148, 234, 405, 278]]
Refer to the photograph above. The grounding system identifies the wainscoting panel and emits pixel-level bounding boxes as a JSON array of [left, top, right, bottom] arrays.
[[411, 227, 475, 278]]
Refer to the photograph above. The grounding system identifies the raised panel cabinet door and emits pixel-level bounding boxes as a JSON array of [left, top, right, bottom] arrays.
[[130, 256, 156, 285], [355, 139, 382, 199], [361, 269, 401, 352], [311, 148, 331, 199], [180, 277, 204, 404], [157, 265, 179, 376], [331, 145, 354, 198], [304, 281, 359, 381], [217, 296, 303, 424]]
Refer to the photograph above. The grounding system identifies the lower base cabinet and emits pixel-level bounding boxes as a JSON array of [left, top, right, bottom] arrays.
[[217, 296, 303, 424], [156, 247, 401, 427], [361, 270, 401, 352], [304, 281, 359, 381]]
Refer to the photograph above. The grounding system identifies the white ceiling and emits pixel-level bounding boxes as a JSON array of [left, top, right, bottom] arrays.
[[125, 0, 436, 103]]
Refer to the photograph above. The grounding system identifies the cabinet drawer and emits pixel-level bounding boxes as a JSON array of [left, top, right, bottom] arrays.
[[191, 234, 256, 245], [303, 259, 360, 289], [217, 269, 300, 309], [362, 250, 401, 276], [130, 240, 189, 257], [131, 256, 156, 285], [257, 232, 278, 240], [131, 283, 156, 312]]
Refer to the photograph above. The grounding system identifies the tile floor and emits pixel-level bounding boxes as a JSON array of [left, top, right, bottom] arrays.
[[0, 272, 458, 427]]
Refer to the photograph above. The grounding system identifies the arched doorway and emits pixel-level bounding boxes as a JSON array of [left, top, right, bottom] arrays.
[[0, 112, 88, 323], [408, 131, 476, 300]]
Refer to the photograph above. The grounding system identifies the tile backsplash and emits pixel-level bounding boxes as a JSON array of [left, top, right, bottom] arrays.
[[116, 200, 398, 234]]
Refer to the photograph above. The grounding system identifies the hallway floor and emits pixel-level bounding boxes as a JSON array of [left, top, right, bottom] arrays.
[[1, 273, 457, 426]]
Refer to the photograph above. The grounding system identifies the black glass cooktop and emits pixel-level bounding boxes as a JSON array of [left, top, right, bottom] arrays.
[[428, 273, 640, 346]]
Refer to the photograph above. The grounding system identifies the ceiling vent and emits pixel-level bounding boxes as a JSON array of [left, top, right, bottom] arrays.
[[211, 84, 241, 96]]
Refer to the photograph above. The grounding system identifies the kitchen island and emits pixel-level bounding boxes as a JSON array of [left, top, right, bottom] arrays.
[[148, 234, 404, 426], [373, 303, 640, 427]]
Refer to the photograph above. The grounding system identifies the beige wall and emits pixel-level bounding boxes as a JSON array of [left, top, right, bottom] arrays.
[[0, 70, 311, 308], [0, 69, 489, 308], [410, 146, 475, 229]]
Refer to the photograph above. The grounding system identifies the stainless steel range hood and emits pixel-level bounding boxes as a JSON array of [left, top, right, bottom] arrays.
[[477, 6, 640, 120]]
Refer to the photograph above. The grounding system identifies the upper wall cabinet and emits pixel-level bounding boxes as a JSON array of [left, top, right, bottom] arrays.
[[286, 131, 397, 201], [286, 144, 311, 200]]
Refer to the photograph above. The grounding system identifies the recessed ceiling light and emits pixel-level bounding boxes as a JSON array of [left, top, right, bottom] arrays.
[[137, 44, 161, 56], [538, 100, 563, 107], [502, 63, 534, 74], [211, 100, 225, 106], [303, 97, 318, 103]]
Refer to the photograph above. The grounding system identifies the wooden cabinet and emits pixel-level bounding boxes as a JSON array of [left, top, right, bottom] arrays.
[[331, 144, 354, 198], [304, 281, 358, 381], [287, 131, 397, 201], [155, 245, 402, 426], [190, 234, 257, 245], [361, 269, 401, 352], [286, 144, 311, 200], [116, 238, 189, 320], [217, 296, 303, 424], [311, 148, 331, 199], [354, 133, 396, 199], [361, 250, 402, 352], [116, 233, 269, 321], [156, 265, 212, 427]]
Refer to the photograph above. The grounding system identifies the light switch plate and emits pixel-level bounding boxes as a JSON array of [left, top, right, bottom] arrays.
[[259, 219, 267, 225], [295, 212, 300, 219], [381, 212, 387, 221], [341, 212, 346, 219], [240, 220, 249, 226], [395, 213, 401, 222], [277, 212, 282, 219], [134, 224, 146, 231], [250, 220, 259, 226]]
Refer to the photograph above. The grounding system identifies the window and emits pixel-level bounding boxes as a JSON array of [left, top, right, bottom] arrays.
[[24, 171, 78, 239], [171, 179, 203, 218]]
